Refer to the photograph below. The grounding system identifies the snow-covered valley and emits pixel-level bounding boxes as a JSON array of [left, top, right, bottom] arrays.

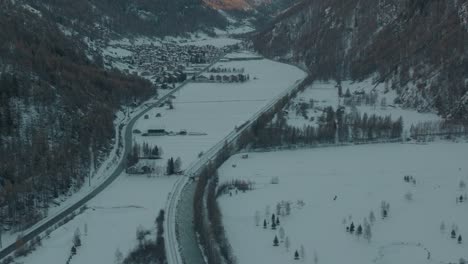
[[14, 52, 306, 264], [218, 142, 468, 264]]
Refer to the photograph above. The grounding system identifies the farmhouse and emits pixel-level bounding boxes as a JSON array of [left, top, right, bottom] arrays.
[[146, 129, 167, 136]]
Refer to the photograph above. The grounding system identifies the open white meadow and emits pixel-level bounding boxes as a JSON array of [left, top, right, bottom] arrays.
[[218, 142, 468, 264], [286, 79, 441, 134]]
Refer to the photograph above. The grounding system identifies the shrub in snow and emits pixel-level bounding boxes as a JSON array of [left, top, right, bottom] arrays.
[[405, 191, 413, 201], [255, 210, 261, 226], [369, 211, 376, 224], [381, 201, 390, 218], [270, 176, 279, 184], [279, 227, 285, 242], [460, 180, 466, 190], [440, 221, 446, 233], [73, 228, 81, 247], [460, 258, 467, 264], [285, 236, 290, 251], [265, 205, 271, 217], [313, 251, 319, 264], [364, 223, 372, 242], [300, 245, 305, 259], [285, 202, 291, 215], [115, 248, 123, 264]]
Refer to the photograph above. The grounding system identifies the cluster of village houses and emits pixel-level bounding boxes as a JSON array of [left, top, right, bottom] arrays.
[[104, 42, 233, 89], [193, 66, 250, 83]]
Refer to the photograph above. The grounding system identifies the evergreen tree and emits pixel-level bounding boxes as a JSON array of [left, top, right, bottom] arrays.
[[452, 230, 457, 239], [271, 220, 276, 230], [276, 217, 280, 226], [166, 157, 174, 175], [151, 145, 159, 157], [174, 157, 182, 172], [357, 225, 363, 235], [294, 250, 300, 260], [458, 235, 463, 244], [350, 222, 355, 233], [263, 219, 267, 229], [273, 235, 279, 246]]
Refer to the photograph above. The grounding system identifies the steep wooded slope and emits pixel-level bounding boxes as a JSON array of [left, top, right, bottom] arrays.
[[254, 0, 468, 118], [0, 2, 155, 228]]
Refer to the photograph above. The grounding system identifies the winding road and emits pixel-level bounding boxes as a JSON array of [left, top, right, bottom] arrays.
[[0, 57, 221, 261]]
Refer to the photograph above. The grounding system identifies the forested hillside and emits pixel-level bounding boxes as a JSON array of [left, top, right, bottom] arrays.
[[20, 0, 227, 37], [254, 0, 468, 119], [0, 2, 156, 229]]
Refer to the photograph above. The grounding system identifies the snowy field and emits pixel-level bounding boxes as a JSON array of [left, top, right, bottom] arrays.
[[218, 142, 468, 264], [286, 79, 440, 133], [20, 176, 178, 264], [16, 53, 305, 264], [132, 56, 306, 174]]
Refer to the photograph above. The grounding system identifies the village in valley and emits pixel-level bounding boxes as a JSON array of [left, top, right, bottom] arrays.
[[102, 39, 250, 90]]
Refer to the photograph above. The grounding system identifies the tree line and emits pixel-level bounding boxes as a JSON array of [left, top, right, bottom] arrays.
[[252, 105, 403, 149]]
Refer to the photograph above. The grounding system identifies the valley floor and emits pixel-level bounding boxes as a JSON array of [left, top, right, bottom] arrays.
[[15, 51, 306, 264], [218, 142, 468, 264]]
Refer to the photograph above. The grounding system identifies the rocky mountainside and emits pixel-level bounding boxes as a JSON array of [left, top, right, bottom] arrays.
[[254, 0, 468, 119], [19, 0, 227, 37]]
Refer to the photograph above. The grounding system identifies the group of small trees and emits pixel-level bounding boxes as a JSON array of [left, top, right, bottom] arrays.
[[342, 89, 380, 108], [165, 157, 181, 175], [450, 229, 463, 244], [346, 220, 373, 242], [216, 179, 254, 197], [126, 142, 163, 168], [344, 210, 376, 243], [409, 120, 468, 140], [120, 210, 166, 264]]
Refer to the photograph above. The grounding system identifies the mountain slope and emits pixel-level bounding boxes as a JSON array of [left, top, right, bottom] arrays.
[[254, 0, 468, 119], [0, 1, 155, 228], [19, 0, 228, 37]]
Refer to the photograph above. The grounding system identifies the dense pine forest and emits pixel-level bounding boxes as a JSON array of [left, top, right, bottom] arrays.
[[0, 3, 154, 229], [254, 0, 468, 119]]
